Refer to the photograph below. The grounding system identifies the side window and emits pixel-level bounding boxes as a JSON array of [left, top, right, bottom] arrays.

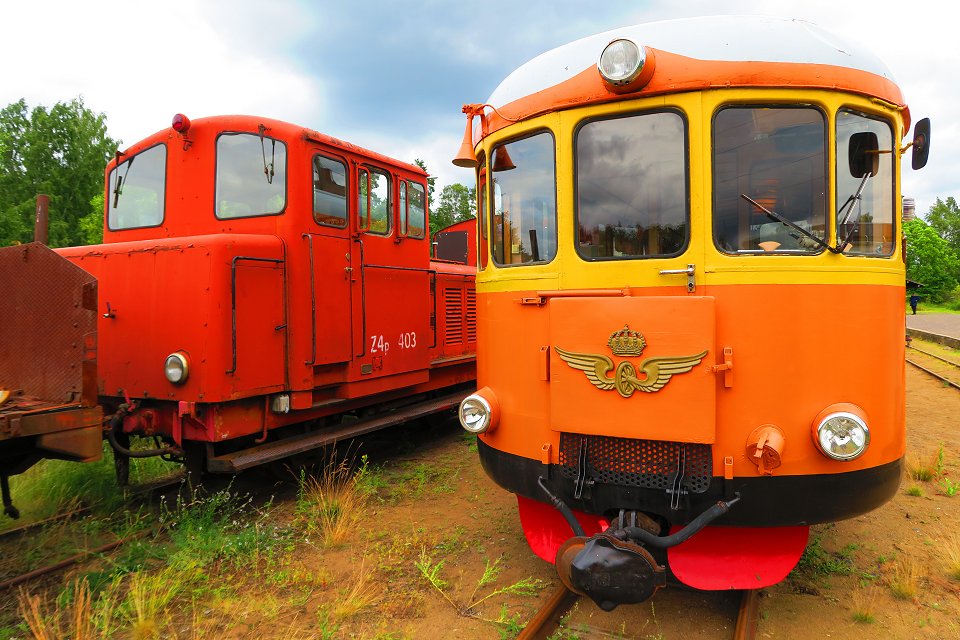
[[216, 132, 287, 219], [108, 143, 166, 230], [406, 181, 426, 239], [399, 182, 408, 236], [836, 111, 894, 256], [477, 154, 487, 269], [576, 111, 688, 259], [313, 155, 347, 227], [491, 132, 557, 265], [713, 107, 826, 254], [359, 167, 391, 235]]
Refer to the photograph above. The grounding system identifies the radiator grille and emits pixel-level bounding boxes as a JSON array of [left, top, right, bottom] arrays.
[[444, 288, 464, 345], [558, 433, 712, 494]]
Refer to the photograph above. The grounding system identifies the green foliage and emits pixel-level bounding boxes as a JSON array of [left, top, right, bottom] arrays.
[[432, 182, 476, 235], [904, 217, 960, 302], [795, 536, 855, 578], [0, 97, 116, 248], [926, 196, 960, 254]]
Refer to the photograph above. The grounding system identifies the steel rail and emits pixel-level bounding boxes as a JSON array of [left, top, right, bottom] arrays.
[[907, 344, 960, 370], [906, 358, 960, 391]]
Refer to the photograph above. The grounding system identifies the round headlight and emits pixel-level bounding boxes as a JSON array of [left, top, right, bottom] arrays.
[[598, 39, 645, 86], [815, 412, 870, 461], [459, 394, 492, 434], [164, 352, 189, 385]]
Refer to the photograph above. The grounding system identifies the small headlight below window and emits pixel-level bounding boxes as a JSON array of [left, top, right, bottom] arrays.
[[815, 412, 870, 461], [164, 352, 189, 385], [459, 395, 492, 434], [598, 39, 644, 86]]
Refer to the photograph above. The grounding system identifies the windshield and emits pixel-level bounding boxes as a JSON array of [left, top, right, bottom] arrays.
[[491, 132, 557, 265], [836, 111, 894, 256], [713, 107, 827, 254], [576, 111, 688, 259], [216, 132, 287, 219], [107, 144, 166, 230]]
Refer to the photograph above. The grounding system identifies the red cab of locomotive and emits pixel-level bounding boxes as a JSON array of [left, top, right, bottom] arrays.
[[0, 115, 476, 508]]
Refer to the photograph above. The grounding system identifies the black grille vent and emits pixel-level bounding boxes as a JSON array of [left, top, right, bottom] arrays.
[[558, 433, 712, 494]]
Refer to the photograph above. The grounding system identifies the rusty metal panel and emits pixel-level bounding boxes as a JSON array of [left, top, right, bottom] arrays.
[[0, 242, 97, 408]]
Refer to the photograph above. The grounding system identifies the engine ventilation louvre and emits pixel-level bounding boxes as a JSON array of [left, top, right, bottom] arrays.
[[444, 288, 464, 345], [466, 288, 477, 343]]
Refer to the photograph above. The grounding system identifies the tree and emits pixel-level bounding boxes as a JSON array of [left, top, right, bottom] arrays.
[[0, 98, 117, 247], [926, 196, 960, 254], [904, 218, 959, 301], [432, 183, 475, 235]]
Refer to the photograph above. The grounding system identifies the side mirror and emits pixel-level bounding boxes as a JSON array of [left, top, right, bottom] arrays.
[[911, 118, 931, 170], [849, 131, 879, 178]]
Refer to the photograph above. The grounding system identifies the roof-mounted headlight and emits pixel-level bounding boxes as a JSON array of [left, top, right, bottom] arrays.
[[812, 405, 870, 461], [598, 39, 655, 92]]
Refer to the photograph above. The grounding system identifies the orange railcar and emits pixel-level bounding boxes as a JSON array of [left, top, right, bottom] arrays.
[[0, 114, 476, 507], [454, 16, 929, 609]]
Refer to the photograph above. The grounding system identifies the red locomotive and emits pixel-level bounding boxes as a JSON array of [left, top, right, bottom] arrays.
[[0, 115, 476, 511]]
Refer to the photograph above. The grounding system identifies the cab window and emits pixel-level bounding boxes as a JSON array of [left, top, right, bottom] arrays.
[[836, 111, 895, 256], [107, 143, 166, 230], [576, 111, 688, 259], [713, 107, 826, 254], [359, 167, 391, 235], [216, 132, 287, 219], [313, 155, 347, 227], [405, 181, 426, 238], [491, 132, 556, 265]]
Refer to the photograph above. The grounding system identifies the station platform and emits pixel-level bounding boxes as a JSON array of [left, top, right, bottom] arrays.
[[906, 313, 960, 349]]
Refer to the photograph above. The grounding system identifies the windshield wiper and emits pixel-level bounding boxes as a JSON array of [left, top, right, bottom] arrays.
[[259, 124, 275, 185], [741, 194, 835, 253], [834, 173, 871, 252], [112, 151, 133, 208]]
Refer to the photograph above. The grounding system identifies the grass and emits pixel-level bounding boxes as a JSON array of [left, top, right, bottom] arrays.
[[850, 585, 880, 623], [887, 555, 924, 600], [794, 535, 855, 579], [906, 485, 924, 497], [944, 534, 960, 581], [416, 549, 546, 624], [908, 445, 946, 483], [4, 441, 178, 528], [295, 455, 370, 547]]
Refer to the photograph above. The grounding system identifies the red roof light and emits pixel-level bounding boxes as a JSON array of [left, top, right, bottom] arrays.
[[172, 113, 191, 134]]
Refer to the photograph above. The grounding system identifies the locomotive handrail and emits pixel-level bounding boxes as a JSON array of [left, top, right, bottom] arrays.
[[227, 255, 287, 375], [521, 288, 629, 305], [302, 234, 318, 366]]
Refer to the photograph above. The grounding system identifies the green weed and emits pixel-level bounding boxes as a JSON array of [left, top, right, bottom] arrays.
[[795, 535, 855, 578], [941, 478, 959, 497], [906, 485, 924, 497]]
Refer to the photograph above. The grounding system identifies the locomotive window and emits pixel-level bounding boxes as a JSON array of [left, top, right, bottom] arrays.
[[491, 132, 557, 265], [836, 111, 895, 256], [399, 182, 407, 235], [216, 132, 287, 219], [107, 143, 166, 230], [575, 111, 688, 259], [359, 168, 391, 235], [713, 107, 827, 254], [312, 155, 347, 227], [406, 181, 426, 238], [478, 154, 488, 270]]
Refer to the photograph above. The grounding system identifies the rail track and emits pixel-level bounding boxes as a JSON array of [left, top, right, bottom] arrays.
[[516, 585, 760, 640], [906, 343, 960, 390]]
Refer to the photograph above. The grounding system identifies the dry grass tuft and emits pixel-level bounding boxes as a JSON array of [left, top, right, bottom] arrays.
[[297, 458, 369, 546], [887, 555, 925, 600], [330, 557, 380, 620], [850, 585, 880, 623], [943, 533, 960, 581], [19, 578, 105, 640], [908, 445, 946, 482], [125, 569, 183, 639]]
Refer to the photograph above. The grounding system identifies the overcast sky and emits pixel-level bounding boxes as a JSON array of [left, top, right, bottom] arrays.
[[2, 0, 956, 215]]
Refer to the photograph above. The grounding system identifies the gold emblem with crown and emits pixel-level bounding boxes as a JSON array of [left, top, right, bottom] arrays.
[[607, 325, 646, 356]]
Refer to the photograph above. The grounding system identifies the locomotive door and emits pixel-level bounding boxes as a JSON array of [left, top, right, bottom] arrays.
[[306, 153, 353, 365], [354, 165, 431, 380]]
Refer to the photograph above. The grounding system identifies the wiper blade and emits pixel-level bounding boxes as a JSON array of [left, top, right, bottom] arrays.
[[112, 151, 133, 208], [835, 173, 871, 252], [741, 194, 835, 253]]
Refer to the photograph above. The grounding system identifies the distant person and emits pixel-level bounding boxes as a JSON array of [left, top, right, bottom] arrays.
[[909, 294, 920, 315]]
